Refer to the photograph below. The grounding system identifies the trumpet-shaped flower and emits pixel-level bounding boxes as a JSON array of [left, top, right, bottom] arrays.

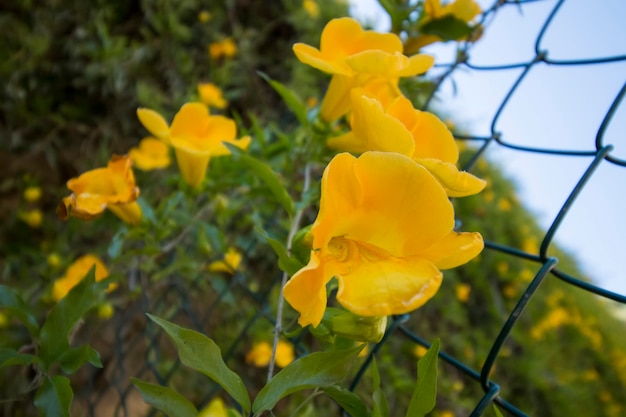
[[327, 92, 485, 197], [52, 254, 113, 301], [283, 152, 483, 327], [137, 103, 250, 188], [292, 17, 434, 121], [129, 137, 171, 171], [198, 82, 228, 109], [58, 155, 142, 224]]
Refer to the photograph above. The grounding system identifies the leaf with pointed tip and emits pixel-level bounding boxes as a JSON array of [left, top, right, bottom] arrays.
[[257, 71, 308, 127], [405, 339, 439, 417], [34, 375, 73, 417], [322, 385, 370, 417], [252, 346, 362, 414], [132, 378, 198, 417], [147, 314, 251, 415]]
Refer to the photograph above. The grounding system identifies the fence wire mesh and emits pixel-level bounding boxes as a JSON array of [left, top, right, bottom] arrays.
[[69, 0, 626, 416]]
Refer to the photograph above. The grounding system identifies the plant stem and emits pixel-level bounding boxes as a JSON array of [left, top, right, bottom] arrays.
[[267, 163, 312, 382]]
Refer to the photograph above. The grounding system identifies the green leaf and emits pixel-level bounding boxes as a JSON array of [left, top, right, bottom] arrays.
[[0, 285, 39, 335], [34, 375, 73, 417], [322, 385, 370, 417], [39, 267, 102, 369], [132, 378, 198, 417], [405, 339, 439, 417], [56, 345, 102, 374], [420, 15, 473, 41], [226, 143, 295, 216], [257, 71, 308, 127], [252, 346, 362, 414], [0, 347, 37, 368], [371, 359, 388, 417], [492, 404, 505, 417], [256, 228, 305, 276], [147, 314, 251, 415]]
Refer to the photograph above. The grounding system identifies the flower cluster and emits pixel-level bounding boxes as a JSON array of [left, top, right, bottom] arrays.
[[284, 18, 485, 327]]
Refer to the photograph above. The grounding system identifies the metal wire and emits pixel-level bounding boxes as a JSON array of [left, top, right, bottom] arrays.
[[73, 0, 626, 415]]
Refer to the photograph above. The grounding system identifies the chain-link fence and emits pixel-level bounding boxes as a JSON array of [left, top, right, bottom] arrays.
[[70, 0, 626, 416]]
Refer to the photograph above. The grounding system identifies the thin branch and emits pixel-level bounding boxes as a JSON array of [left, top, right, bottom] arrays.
[[267, 163, 312, 382]]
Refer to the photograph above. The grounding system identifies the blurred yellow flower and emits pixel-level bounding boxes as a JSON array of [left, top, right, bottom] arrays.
[[303, 0, 319, 18], [209, 38, 238, 60], [496, 261, 509, 275], [0, 312, 8, 328], [497, 198, 512, 211], [97, 303, 115, 319], [245, 340, 295, 368], [306, 97, 318, 108], [52, 254, 113, 301], [23, 186, 42, 202], [47, 253, 61, 268], [198, 82, 228, 109], [406, 0, 482, 52], [137, 103, 250, 188], [18, 209, 43, 228], [414, 344, 429, 358], [129, 137, 171, 171], [455, 283, 471, 303], [502, 284, 516, 299], [198, 397, 228, 417], [521, 236, 539, 254], [208, 247, 242, 274], [283, 152, 484, 327], [439, 411, 454, 417], [58, 155, 142, 225], [328, 92, 485, 197], [483, 189, 494, 202], [198, 10, 212, 23], [292, 17, 434, 121]]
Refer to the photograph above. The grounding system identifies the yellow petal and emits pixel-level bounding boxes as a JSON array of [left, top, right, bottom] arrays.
[[448, 0, 482, 22], [198, 83, 228, 109], [346, 50, 433, 78], [320, 74, 355, 122], [415, 158, 486, 197], [275, 340, 295, 368], [336, 244, 443, 316], [53, 255, 109, 301], [68, 194, 109, 220], [327, 92, 415, 155], [198, 397, 229, 417], [397, 54, 436, 77], [170, 102, 211, 142], [173, 148, 211, 188], [137, 108, 170, 143], [283, 251, 340, 327], [386, 97, 458, 163], [293, 43, 349, 75], [107, 201, 143, 225], [341, 152, 454, 256], [417, 231, 484, 270], [129, 137, 171, 171]]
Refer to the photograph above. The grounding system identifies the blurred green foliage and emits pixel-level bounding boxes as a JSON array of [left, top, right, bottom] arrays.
[[1, 1, 625, 417]]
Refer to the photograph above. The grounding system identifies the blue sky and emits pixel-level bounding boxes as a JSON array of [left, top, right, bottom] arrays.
[[349, 0, 626, 295]]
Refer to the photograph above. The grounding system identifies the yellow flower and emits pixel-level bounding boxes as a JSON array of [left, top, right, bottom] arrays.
[[18, 209, 43, 228], [406, 0, 482, 52], [137, 103, 250, 188], [455, 283, 471, 303], [198, 83, 228, 109], [198, 10, 212, 23], [209, 38, 238, 60], [23, 186, 42, 202], [414, 344, 429, 358], [245, 340, 295, 368], [283, 152, 484, 327], [97, 303, 115, 319], [497, 198, 512, 211], [52, 254, 113, 301], [129, 137, 171, 171], [198, 398, 228, 417], [328, 92, 486, 197], [0, 311, 8, 328], [208, 247, 242, 274], [292, 17, 434, 121], [47, 253, 61, 268], [58, 155, 142, 225], [303, 0, 319, 18]]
